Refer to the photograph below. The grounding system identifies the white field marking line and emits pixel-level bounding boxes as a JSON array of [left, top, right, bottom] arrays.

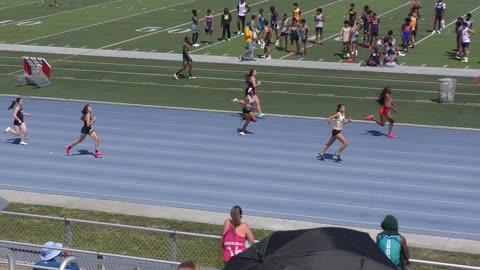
[[416, 5, 480, 46], [187, 0, 272, 53], [192, 0, 344, 53], [0, 158, 480, 206], [102, 0, 270, 51], [17, 57, 479, 88], [16, 0, 195, 44], [280, 1, 412, 60], [0, 0, 38, 10], [3, 183, 478, 237], [1, 174, 479, 223], [3, 0, 124, 27], [47, 66, 480, 96]]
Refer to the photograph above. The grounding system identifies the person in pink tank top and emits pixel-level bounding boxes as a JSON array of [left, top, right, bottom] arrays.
[[222, 205, 255, 263]]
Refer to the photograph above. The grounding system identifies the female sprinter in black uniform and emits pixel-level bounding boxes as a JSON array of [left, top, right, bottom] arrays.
[[4, 97, 31, 145], [238, 76, 259, 136], [66, 104, 102, 157]]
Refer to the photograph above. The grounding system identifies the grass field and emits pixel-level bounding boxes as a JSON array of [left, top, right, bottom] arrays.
[[2, 203, 480, 270], [1, 50, 479, 128], [0, 0, 479, 68]]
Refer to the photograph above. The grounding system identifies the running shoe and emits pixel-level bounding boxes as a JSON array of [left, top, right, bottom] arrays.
[[231, 98, 238, 103], [387, 134, 397, 138], [266, 55, 271, 59], [238, 131, 246, 136], [189, 76, 196, 79], [334, 154, 342, 161], [95, 151, 103, 157], [20, 141, 28, 146], [173, 73, 179, 80], [364, 115, 373, 120], [318, 153, 324, 161], [289, 50, 294, 55], [346, 58, 353, 62], [461, 58, 469, 63], [257, 113, 266, 118], [4, 127, 10, 133], [66, 145, 71, 154]]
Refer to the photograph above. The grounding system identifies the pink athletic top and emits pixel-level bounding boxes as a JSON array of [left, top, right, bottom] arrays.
[[222, 221, 247, 263]]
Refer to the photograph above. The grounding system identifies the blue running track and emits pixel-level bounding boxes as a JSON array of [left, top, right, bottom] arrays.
[[0, 98, 479, 241]]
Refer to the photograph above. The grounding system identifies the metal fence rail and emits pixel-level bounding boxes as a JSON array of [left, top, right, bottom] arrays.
[[0, 241, 182, 270], [0, 247, 15, 270], [1, 211, 479, 270], [0, 211, 222, 268]]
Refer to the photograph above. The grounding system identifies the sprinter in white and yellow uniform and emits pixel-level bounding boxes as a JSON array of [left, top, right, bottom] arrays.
[[318, 104, 352, 161]]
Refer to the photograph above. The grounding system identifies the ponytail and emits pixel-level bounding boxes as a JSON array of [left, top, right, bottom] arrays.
[[8, 98, 22, 110], [230, 205, 243, 228], [80, 104, 89, 121]]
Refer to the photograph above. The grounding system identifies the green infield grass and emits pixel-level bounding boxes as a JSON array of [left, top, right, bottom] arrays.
[[0, 0, 479, 68]]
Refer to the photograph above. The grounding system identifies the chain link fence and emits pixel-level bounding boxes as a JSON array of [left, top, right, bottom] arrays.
[[2, 211, 479, 270], [0, 212, 222, 269]]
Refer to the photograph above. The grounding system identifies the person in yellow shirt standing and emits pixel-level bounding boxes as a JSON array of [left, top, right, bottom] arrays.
[[409, 12, 417, 48], [239, 21, 255, 61], [293, 2, 301, 22]]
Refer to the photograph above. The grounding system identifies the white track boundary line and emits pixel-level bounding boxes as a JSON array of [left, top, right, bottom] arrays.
[[0, 94, 478, 131], [16, 0, 195, 44], [3, 0, 124, 27]]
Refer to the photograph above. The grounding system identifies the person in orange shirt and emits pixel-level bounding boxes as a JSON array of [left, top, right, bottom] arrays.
[[293, 2, 301, 21], [409, 12, 417, 48]]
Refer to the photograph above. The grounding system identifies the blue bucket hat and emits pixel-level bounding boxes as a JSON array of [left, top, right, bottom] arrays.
[[40, 241, 63, 260]]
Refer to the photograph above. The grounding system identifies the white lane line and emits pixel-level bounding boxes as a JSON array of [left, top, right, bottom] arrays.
[[42, 66, 480, 96], [0, 156, 478, 206], [16, 0, 194, 44], [1, 169, 479, 222], [3, 0, 123, 27]]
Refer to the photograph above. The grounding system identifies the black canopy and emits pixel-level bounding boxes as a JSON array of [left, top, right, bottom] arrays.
[[224, 227, 398, 270]]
